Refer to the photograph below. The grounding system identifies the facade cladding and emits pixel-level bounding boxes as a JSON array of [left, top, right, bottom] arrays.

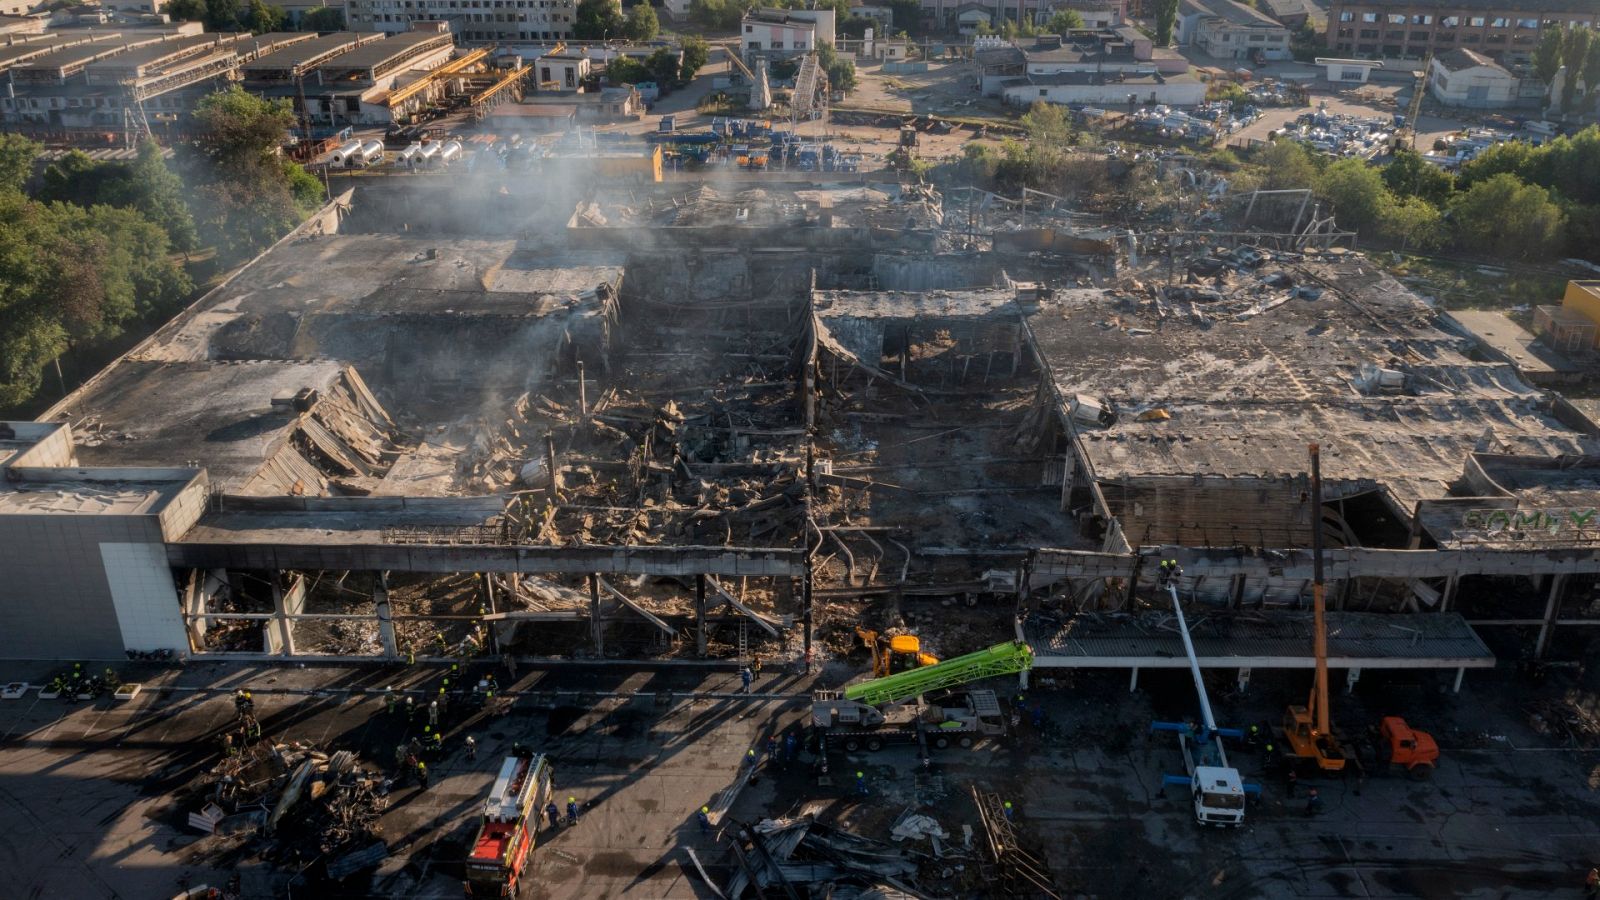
[[1325, 0, 1597, 60], [343, 0, 578, 42]]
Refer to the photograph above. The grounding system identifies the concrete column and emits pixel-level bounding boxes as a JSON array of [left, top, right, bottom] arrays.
[[183, 569, 208, 649], [271, 574, 304, 657], [1441, 574, 1459, 612], [1229, 574, 1246, 610], [375, 570, 397, 659], [695, 574, 707, 657], [1536, 573, 1568, 659], [589, 573, 604, 656], [1129, 666, 1140, 692], [1453, 667, 1465, 693]]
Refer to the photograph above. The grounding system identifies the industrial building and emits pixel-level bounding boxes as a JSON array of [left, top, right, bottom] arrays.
[[1176, 0, 1292, 61], [0, 26, 499, 138], [343, 0, 577, 42], [1325, 0, 1596, 61]]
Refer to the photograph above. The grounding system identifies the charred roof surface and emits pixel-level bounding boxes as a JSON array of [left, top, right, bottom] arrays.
[[1027, 257, 1594, 506]]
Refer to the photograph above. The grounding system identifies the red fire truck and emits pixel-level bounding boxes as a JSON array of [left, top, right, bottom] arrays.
[[464, 754, 554, 898]]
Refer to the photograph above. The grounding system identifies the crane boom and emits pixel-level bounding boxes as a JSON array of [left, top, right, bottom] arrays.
[[1167, 582, 1217, 734], [842, 640, 1033, 708], [1310, 443, 1331, 736]]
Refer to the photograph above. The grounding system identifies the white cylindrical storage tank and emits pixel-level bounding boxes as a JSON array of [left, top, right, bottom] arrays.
[[435, 140, 462, 167], [397, 142, 423, 166], [329, 139, 362, 166], [353, 140, 384, 167], [417, 142, 441, 165]]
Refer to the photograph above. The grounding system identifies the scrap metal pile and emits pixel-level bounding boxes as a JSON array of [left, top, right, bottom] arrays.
[[187, 742, 391, 883], [722, 813, 989, 899]]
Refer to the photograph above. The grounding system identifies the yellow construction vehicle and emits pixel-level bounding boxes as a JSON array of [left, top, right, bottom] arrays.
[[1280, 444, 1349, 773], [855, 628, 938, 678]]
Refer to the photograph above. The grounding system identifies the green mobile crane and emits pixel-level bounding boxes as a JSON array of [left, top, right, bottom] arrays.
[[812, 640, 1033, 752]]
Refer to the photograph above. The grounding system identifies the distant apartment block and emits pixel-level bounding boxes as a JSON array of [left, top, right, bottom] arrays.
[[344, 0, 576, 41], [1325, 0, 1596, 61]]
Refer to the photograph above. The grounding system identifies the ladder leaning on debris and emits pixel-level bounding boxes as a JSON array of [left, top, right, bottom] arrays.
[[971, 785, 1062, 899]]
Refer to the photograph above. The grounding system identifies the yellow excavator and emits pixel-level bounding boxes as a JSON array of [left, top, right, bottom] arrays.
[[855, 628, 938, 678], [1280, 444, 1349, 773]]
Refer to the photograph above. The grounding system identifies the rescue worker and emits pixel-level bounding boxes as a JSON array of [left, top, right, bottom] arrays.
[[416, 761, 429, 789], [746, 748, 758, 769], [740, 667, 753, 694], [766, 735, 778, 759], [221, 733, 237, 758], [385, 692, 397, 716], [1003, 801, 1014, 821], [784, 731, 798, 762], [404, 695, 416, 722], [428, 728, 443, 757], [242, 714, 262, 745], [566, 797, 579, 825], [437, 687, 450, 719], [464, 735, 477, 761], [697, 806, 712, 834], [405, 642, 415, 666], [855, 770, 868, 797], [1285, 768, 1298, 797], [428, 700, 439, 727], [1306, 787, 1323, 816], [546, 802, 561, 830], [1247, 724, 1261, 750]]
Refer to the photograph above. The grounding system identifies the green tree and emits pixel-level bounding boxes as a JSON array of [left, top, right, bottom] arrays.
[[0, 193, 191, 408], [888, 0, 920, 33], [299, 5, 343, 29], [186, 87, 323, 260], [1561, 27, 1592, 110], [1534, 26, 1563, 85], [689, 0, 745, 30], [646, 46, 680, 85], [166, 0, 206, 21], [575, 0, 625, 39], [0, 134, 41, 193], [1584, 37, 1600, 102], [1381, 148, 1453, 206], [1046, 9, 1084, 33], [128, 139, 198, 254], [606, 55, 649, 84], [680, 36, 710, 80], [624, 2, 658, 41], [1449, 173, 1565, 260], [816, 41, 855, 92], [39, 141, 196, 253], [1153, 0, 1179, 46], [1315, 157, 1387, 231], [958, 142, 998, 184], [1254, 138, 1318, 189], [204, 0, 240, 30], [245, 0, 285, 32], [1380, 194, 1442, 250]]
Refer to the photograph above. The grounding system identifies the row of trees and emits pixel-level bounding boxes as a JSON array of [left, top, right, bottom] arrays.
[[1248, 130, 1600, 261], [0, 87, 326, 410], [165, 0, 343, 33], [1533, 26, 1600, 113], [974, 9, 1084, 39], [599, 38, 710, 86]]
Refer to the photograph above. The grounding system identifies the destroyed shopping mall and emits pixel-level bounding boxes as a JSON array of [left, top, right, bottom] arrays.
[[4, 176, 1597, 676]]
